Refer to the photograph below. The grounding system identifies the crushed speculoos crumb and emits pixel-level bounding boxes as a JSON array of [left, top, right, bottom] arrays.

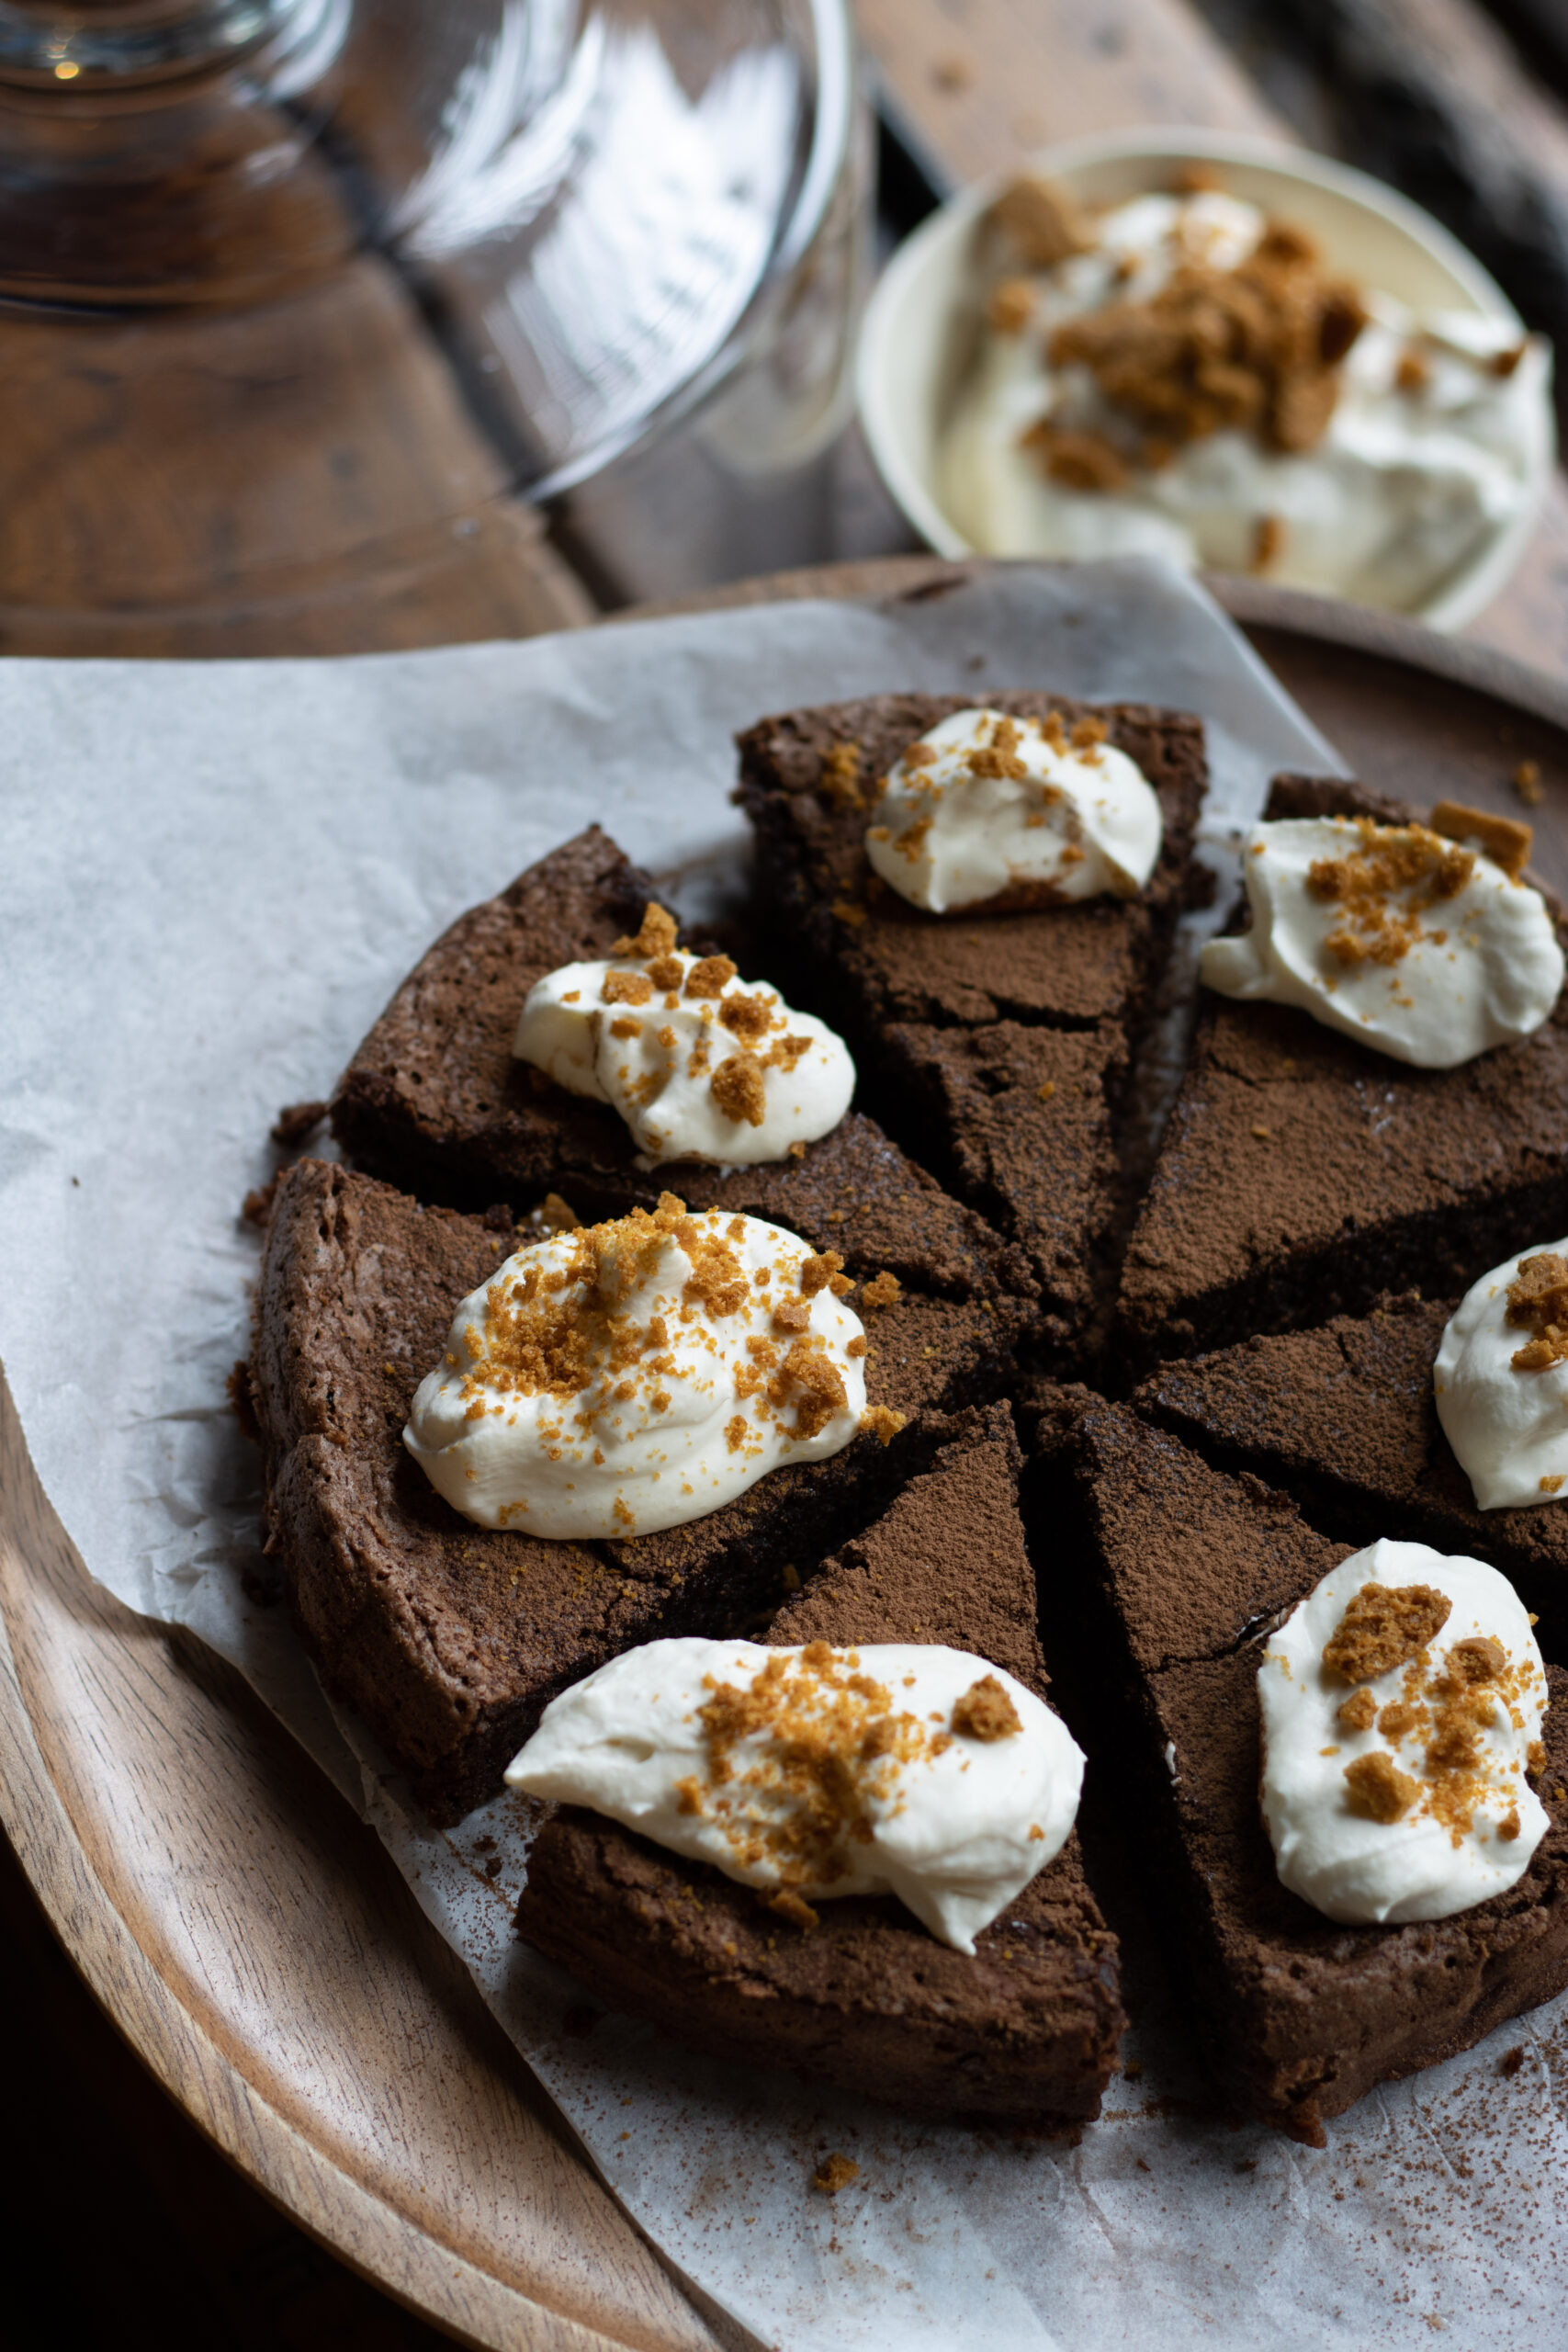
[[1252, 514, 1286, 573], [1448, 1635, 1506, 1685], [1020, 417, 1129, 492], [1507, 1251, 1568, 1371], [1395, 346, 1430, 395], [811, 2153, 860, 2197], [768, 1889, 820, 1931], [860, 1270, 902, 1309], [710, 1055, 767, 1128], [1337, 1688, 1377, 1734], [952, 1675, 1022, 1741], [1429, 797, 1532, 878], [1305, 819, 1474, 969], [860, 1404, 908, 1446], [818, 741, 864, 808], [718, 991, 774, 1047], [768, 1335, 849, 1440], [683, 954, 739, 1000], [989, 277, 1035, 334], [601, 967, 654, 1007], [799, 1248, 853, 1299], [532, 1192, 581, 1235], [692, 1643, 952, 1902], [1032, 218, 1366, 480], [1323, 1582, 1452, 1684], [615, 903, 679, 960], [990, 173, 1089, 268], [1515, 759, 1544, 806], [1344, 1750, 1421, 1823]]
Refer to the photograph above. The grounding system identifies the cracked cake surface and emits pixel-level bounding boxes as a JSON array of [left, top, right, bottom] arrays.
[[1118, 773, 1568, 1368], [517, 1405, 1125, 2124], [1039, 1397, 1568, 2143], [735, 690, 1206, 1359]]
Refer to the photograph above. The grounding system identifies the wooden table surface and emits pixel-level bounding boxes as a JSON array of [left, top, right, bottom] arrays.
[[6, 4, 1568, 2346]]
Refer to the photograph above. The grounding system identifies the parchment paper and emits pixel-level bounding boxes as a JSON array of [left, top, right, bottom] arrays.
[[6, 560, 1563, 2352]]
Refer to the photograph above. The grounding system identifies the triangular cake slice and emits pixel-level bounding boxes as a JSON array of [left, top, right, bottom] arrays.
[[1118, 774, 1568, 1367], [514, 1405, 1126, 2125], [1040, 1399, 1568, 2143], [1133, 1294, 1568, 1605], [735, 692, 1206, 1363], [249, 1159, 1020, 1821], [328, 824, 1038, 1351]]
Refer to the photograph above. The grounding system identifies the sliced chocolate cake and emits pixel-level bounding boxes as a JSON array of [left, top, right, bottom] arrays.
[[328, 825, 1036, 1342], [1133, 1295, 1568, 1615], [1036, 1399, 1568, 2143], [250, 1159, 1023, 1821], [1118, 775, 1568, 1368], [516, 1405, 1126, 2125], [734, 691, 1207, 1360]]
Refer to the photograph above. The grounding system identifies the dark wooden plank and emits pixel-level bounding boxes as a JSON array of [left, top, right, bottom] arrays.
[[0, 258, 593, 657]]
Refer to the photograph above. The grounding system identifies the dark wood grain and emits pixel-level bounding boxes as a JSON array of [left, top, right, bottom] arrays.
[[0, 257, 593, 657]]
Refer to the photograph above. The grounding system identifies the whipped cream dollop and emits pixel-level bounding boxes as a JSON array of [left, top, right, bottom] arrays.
[[506, 1635, 1084, 1951], [1259, 1539, 1549, 1925], [1436, 1238, 1568, 1509], [405, 1196, 881, 1538], [864, 707, 1162, 913], [1200, 815, 1562, 1066], [942, 186, 1551, 613], [513, 902, 854, 1166]]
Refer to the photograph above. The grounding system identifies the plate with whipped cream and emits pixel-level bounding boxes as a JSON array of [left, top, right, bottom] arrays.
[[859, 129, 1555, 629]]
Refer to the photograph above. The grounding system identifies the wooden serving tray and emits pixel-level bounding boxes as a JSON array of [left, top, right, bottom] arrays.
[[5, 563, 1568, 2351]]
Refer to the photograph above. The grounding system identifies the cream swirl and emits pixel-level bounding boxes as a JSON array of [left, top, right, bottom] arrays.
[[514, 902, 854, 1166], [1436, 1238, 1568, 1510], [1258, 1539, 1549, 1925], [864, 707, 1162, 914], [405, 1198, 883, 1539], [506, 1636, 1083, 1951], [1201, 815, 1562, 1066]]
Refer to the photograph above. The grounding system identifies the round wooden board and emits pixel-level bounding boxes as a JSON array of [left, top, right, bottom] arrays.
[[6, 559, 1568, 2352]]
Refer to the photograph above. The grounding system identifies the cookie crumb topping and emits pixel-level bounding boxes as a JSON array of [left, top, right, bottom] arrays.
[[1305, 819, 1474, 969], [952, 1675, 1023, 1741], [1430, 798, 1532, 879], [1344, 1751, 1419, 1822], [1506, 1251, 1568, 1371], [613, 902, 679, 960], [1323, 1582, 1452, 1684]]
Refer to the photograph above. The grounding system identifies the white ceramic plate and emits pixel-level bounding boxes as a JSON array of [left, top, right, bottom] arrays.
[[857, 128, 1555, 632]]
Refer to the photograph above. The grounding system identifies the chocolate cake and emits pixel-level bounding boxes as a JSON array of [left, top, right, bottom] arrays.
[[734, 691, 1207, 1358], [1134, 1293, 1568, 1615], [250, 1158, 1022, 1820], [1118, 774, 1568, 1368], [328, 826, 1034, 1330], [1039, 1398, 1568, 2143], [516, 1406, 1126, 2124]]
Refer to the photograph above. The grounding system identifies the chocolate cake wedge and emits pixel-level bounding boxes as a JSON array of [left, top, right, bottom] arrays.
[[327, 824, 1037, 1347], [1118, 774, 1568, 1368], [250, 1159, 1021, 1821], [1036, 1398, 1568, 2143], [1133, 1295, 1568, 1614], [735, 691, 1207, 1363], [515, 1404, 1126, 2125]]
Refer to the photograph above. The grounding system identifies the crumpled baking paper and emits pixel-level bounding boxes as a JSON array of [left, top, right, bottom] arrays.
[[6, 559, 1563, 2352]]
